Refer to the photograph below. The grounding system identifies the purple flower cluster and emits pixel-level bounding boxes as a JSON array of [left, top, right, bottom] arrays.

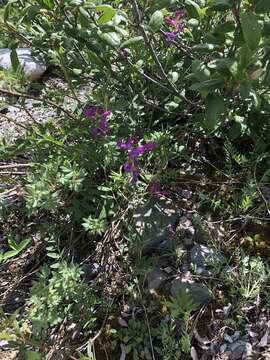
[[164, 9, 185, 41], [117, 138, 156, 183], [83, 105, 111, 136]]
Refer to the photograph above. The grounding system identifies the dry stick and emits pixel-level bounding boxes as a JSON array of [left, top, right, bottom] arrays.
[[0, 88, 77, 121], [0, 163, 33, 169], [0, 171, 27, 175], [0, 21, 32, 47], [116, 49, 177, 96]]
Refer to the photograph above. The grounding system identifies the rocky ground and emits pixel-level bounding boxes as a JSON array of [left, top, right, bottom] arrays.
[[0, 73, 270, 359], [133, 194, 270, 360], [0, 74, 93, 140]]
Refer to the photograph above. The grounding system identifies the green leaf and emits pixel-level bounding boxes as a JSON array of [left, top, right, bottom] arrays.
[[16, 238, 31, 252], [25, 351, 42, 360], [209, 0, 232, 11], [240, 12, 262, 51], [192, 43, 220, 52], [237, 45, 253, 70], [37, 0, 54, 10], [204, 94, 225, 131], [47, 252, 60, 259], [191, 60, 211, 81], [95, 5, 114, 12], [214, 21, 235, 34], [149, 10, 164, 32], [189, 78, 224, 92], [97, 8, 116, 25], [0, 250, 18, 261], [3, 3, 11, 23], [10, 49, 20, 72], [99, 206, 106, 219], [86, 49, 104, 68], [121, 36, 143, 48], [255, 0, 270, 14], [99, 32, 121, 47], [185, 0, 201, 20]]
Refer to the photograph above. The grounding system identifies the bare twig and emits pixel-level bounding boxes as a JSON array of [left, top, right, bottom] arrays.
[[0, 163, 33, 169], [0, 88, 77, 121], [0, 171, 27, 175]]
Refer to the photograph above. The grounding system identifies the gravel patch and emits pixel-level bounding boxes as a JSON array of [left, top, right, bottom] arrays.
[[0, 76, 92, 140]]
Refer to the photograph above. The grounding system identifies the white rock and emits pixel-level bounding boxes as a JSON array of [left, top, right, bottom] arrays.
[[0, 48, 47, 80]]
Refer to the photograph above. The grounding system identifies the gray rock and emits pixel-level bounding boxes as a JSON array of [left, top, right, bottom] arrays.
[[242, 342, 252, 359], [177, 216, 195, 245], [171, 276, 212, 306], [49, 352, 65, 360], [0, 48, 47, 80], [228, 341, 247, 360], [0, 340, 8, 348], [190, 244, 219, 268], [146, 268, 168, 291], [181, 189, 193, 199], [82, 263, 99, 282], [132, 197, 180, 254]]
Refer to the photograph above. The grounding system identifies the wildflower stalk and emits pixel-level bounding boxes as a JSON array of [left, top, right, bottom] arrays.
[[57, 50, 82, 106], [130, 0, 197, 107]]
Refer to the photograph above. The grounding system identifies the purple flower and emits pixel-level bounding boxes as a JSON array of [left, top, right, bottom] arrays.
[[123, 161, 141, 183], [101, 111, 112, 120], [129, 145, 146, 159], [175, 9, 185, 19], [117, 138, 156, 183], [123, 162, 132, 172], [144, 141, 156, 150], [84, 105, 105, 118], [164, 31, 178, 41], [165, 18, 178, 27], [91, 127, 100, 136], [117, 138, 135, 150], [176, 23, 185, 32], [98, 119, 109, 134], [84, 104, 111, 137], [91, 119, 109, 137], [121, 49, 130, 59], [164, 8, 185, 41], [128, 141, 156, 158]]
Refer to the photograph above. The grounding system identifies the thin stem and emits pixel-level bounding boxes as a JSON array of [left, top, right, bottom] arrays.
[[0, 88, 77, 121], [131, 0, 197, 107]]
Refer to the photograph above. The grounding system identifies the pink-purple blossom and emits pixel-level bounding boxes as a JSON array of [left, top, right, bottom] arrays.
[[164, 9, 185, 41], [116, 138, 135, 150], [175, 10, 185, 19], [84, 104, 111, 137], [117, 138, 156, 183], [123, 161, 141, 183], [84, 105, 105, 118], [164, 31, 178, 41], [129, 146, 146, 159], [91, 119, 109, 136], [165, 18, 178, 27]]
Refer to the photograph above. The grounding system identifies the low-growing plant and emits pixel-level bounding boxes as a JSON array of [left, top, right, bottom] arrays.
[[0, 0, 270, 357], [222, 250, 268, 302], [29, 262, 100, 336]]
